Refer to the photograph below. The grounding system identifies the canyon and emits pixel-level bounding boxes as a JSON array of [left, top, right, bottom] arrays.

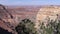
[[0, 4, 60, 34]]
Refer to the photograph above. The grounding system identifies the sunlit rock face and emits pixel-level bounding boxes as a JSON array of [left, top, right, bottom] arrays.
[[35, 6, 60, 30]]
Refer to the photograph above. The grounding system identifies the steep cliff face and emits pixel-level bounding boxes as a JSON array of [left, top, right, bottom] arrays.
[[35, 6, 60, 31], [37, 6, 60, 22]]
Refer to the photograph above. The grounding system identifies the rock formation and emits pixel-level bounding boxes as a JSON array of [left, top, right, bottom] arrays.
[[35, 6, 60, 34], [1, 4, 60, 34], [0, 4, 17, 34], [0, 4, 39, 34]]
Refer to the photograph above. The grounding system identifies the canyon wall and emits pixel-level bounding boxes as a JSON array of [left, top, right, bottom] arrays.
[[0, 4, 60, 34]]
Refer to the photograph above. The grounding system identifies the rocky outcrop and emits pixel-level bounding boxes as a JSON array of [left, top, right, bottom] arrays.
[[0, 4, 17, 34], [35, 6, 60, 34]]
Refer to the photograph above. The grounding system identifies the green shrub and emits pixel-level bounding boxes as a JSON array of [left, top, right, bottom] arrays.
[[15, 18, 37, 34]]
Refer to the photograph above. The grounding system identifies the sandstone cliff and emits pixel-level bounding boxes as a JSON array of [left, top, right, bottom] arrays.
[[35, 6, 60, 31]]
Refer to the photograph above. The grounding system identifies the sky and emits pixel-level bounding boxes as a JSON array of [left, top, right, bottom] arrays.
[[0, 0, 60, 6]]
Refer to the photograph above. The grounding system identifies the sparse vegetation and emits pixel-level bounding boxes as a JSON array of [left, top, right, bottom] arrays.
[[39, 15, 60, 34], [15, 16, 60, 34]]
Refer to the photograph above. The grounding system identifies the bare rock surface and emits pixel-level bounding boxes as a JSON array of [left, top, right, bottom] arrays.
[[35, 6, 60, 32]]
